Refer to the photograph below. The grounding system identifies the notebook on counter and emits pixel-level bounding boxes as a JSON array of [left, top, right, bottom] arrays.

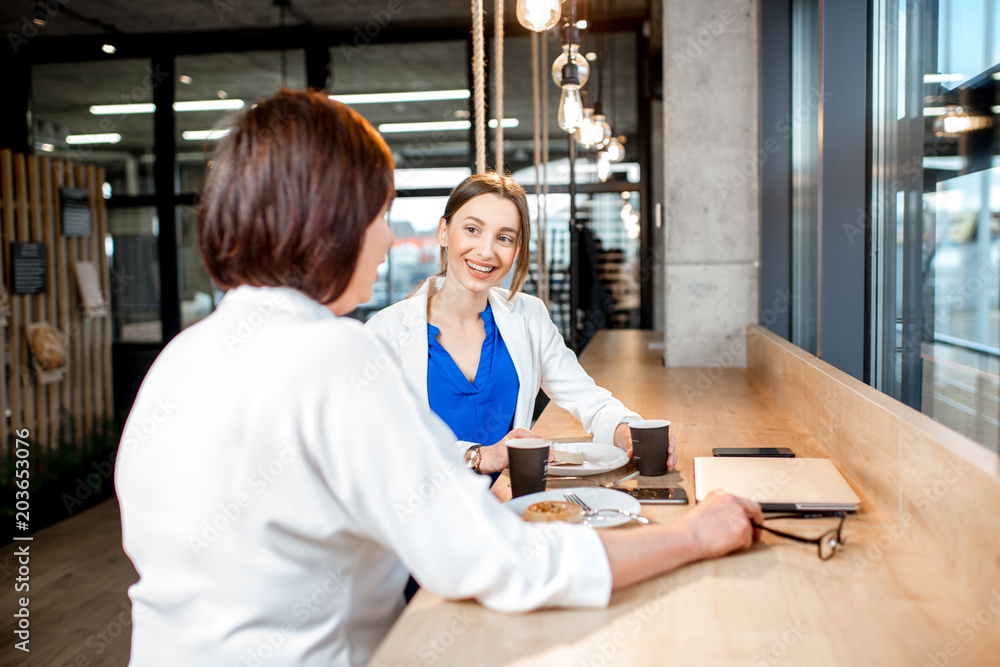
[[693, 457, 861, 512]]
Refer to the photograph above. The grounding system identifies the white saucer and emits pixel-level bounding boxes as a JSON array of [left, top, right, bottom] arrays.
[[506, 486, 642, 528], [546, 441, 629, 476]]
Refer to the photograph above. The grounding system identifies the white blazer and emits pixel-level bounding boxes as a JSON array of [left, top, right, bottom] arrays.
[[365, 278, 641, 447], [116, 286, 611, 666]]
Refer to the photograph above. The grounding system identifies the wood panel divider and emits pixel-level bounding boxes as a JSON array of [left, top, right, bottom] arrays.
[[0, 150, 113, 454]]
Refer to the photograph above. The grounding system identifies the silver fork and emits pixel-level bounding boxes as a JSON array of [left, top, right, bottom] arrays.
[[564, 492, 654, 525]]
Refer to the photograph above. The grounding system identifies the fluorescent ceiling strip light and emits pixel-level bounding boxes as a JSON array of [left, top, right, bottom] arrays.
[[378, 118, 518, 134], [90, 103, 155, 115], [182, 129, 232, 141], [173, 99, 245, 112], [923, 107, 946, 116], [90, 99, 245, 115], [66, 133, 121, 144], [330, 89, 470, 104]]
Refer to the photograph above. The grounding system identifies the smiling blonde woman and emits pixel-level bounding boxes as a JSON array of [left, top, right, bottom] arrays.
[[366, 172, 677, 480]]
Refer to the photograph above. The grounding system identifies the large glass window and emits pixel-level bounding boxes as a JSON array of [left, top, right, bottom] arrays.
[[330, 40, 470, 178], [790, 0, 820, 355], [872, 0, 999, 451], [176, 51, 306, 193], [107, 206, 160, 343], [32, 59, 156, 197]]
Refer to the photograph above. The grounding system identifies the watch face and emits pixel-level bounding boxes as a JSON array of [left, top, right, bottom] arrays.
[[464, 448, 479, 468]]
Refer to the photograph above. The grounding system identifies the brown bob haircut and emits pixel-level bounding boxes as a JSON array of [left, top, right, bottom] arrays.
[[199, 88, 394, 305], [437, 172, 532, 297]]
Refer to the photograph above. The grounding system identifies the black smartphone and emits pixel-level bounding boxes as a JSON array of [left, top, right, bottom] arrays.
[[712, 447, 795, 457], [621, 487, 688, 504]]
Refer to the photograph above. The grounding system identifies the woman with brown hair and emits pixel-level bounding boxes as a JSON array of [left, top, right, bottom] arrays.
[[115, 89, 760, 667], [365, 172, 677, 480]]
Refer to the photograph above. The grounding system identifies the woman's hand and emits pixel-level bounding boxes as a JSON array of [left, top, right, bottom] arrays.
[[477, 428, 544, 475], [675, 490, 763, 559], [614, 423, 678, 471]]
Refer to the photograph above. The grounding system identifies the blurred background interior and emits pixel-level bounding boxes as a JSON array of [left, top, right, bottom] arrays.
[[0, 0, 996, 455]]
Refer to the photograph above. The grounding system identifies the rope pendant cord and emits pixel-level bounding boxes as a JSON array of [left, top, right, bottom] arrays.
[[493, 0, 504, 171], [540, 31, 550, 306], [472, 0, 486, 174], [531, 31, 546, 305]]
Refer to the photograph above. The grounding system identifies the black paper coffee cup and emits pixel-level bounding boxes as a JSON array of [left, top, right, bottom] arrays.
[[631, 420, 670, 476], [508, 438, 550, 498]]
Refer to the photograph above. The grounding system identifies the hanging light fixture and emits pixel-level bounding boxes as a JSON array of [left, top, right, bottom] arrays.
[[516, 0, 561, 32], [596, 151, 612, 181], [551, 23, 590, 87], [590, 102, 612, 149], [574, 106, 597, 146], [604, 135, 626, 162], [557, 59, 584, 132]]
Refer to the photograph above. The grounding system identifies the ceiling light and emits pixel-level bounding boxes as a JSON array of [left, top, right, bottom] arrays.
[[576, 20, 588, 29], [515, 0, 561, 32], [379, 121, 470, 133], [217, 90, 228, 99], [377, 119, 518, 133], [39, 143, 54, 152], [174, 100, 244, 112], [923, 107, 946, 116], [329, 89, 471, 104], [90, 103, 155, 115], [89, 100, 244, 115], [488, 119, 518, 128], [182, 130, 232, 141], [179, 75, 193, 84], [66, 133, 121, 145], [101, 44, 116, 54], [585, 52, 597, 61]]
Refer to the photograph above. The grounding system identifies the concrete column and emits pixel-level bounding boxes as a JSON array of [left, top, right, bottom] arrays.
[[661, 0, 760, 367]]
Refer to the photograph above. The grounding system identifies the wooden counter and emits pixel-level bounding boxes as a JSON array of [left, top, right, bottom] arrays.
[[369, 330, 1000, 667]]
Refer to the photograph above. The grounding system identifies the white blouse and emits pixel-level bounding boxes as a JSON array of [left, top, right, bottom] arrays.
[[115, 286, 612, 667]]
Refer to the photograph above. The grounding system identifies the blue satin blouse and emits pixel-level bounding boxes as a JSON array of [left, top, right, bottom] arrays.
[[427, 303, 519, 484]]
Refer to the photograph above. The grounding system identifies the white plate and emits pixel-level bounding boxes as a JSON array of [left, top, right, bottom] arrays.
[[546, 441, 629, 476], [505, 487, 642, 528]]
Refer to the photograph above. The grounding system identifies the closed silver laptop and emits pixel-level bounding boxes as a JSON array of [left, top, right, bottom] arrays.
[[694, 457, 861, 512]]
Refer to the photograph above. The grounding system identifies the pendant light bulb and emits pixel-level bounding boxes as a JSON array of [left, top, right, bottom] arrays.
[[559, 87, 584, 132], [551, 44, 590, 87], [597, 152, 612, 182], [605, 136, 625, 162], [558, 61, 584, 132], [516, 0, 561, 32], [592, 113, 612, 149], [574, 108, 597, 148]]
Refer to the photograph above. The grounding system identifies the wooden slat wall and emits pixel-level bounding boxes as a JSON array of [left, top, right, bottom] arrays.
[[0, 150, 113, 453]]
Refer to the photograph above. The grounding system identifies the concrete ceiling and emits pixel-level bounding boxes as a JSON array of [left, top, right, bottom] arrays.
[[1, 0, 650, 37]]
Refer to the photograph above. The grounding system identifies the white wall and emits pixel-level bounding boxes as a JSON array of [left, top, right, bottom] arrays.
[[661, 0, 760, 367]]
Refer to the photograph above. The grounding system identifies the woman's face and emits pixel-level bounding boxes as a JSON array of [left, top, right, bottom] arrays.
[[328, 205, 394, 316], [437, 193, 521, 296]]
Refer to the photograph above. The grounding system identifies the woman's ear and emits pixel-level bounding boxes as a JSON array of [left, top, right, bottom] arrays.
[[437, 218, 449, 247]]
